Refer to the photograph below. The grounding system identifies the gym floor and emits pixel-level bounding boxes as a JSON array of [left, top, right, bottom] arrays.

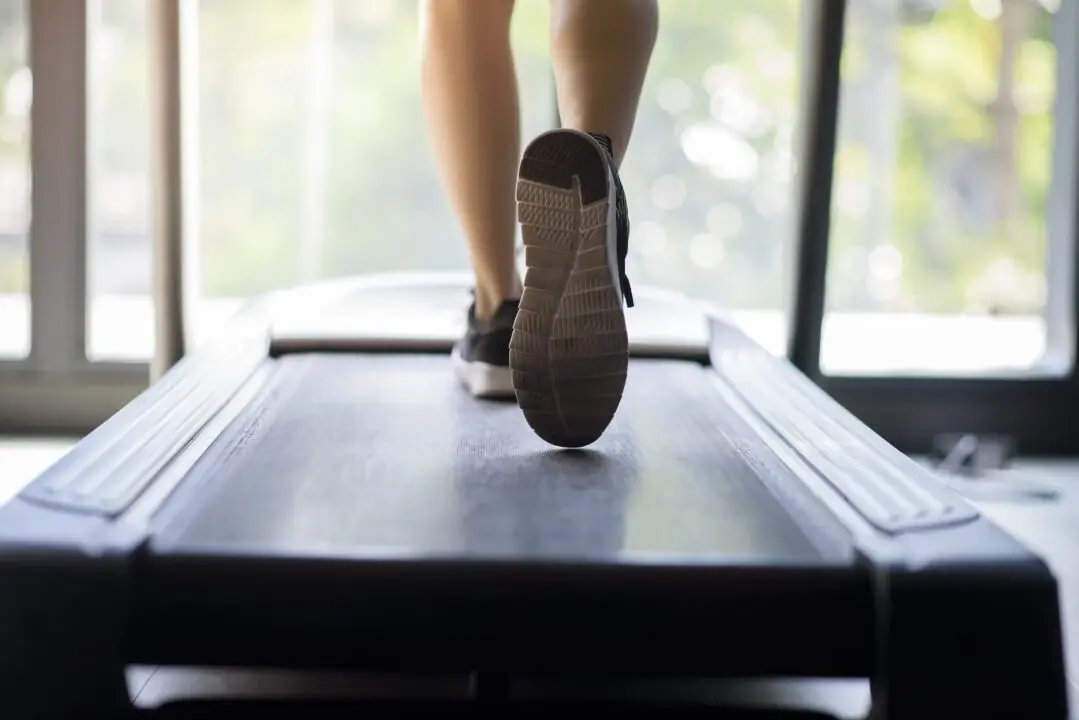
[[2, 437, 1076, 716]]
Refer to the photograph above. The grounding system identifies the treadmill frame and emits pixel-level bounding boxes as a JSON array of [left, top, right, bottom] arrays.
[[0, 291, 1069, 718]]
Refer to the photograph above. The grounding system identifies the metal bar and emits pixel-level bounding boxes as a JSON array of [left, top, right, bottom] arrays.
[[1045, 0, 1078, 374], [149, 0, 186, 381], [787, 0, 846, 376], [27, 0, 89, 372], [181, 0, 203, 320]]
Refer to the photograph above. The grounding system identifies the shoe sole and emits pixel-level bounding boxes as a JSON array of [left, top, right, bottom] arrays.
[[451, 347, 516, 400], [510, 129, 629, 449]]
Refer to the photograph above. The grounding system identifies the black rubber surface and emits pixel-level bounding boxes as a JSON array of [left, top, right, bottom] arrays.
[[152, 355, 833, 563]]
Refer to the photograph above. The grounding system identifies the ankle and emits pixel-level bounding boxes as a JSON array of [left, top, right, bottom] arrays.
[[588, 132, 614, 156], [581, 131, 624, 166], [474, 290, 516, 322], [473, 292, 497, 322], [474, 277, 522, 321]]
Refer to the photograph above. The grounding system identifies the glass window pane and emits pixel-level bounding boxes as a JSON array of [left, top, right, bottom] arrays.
[[87, 0, 554, 361], [87, 0, 152, 361], [626, 1, 802, 355], [88, 1, 804, 360], [823, 0, 1061, 375], [191, 0, 556, 345], [0, 0, 29, 360]]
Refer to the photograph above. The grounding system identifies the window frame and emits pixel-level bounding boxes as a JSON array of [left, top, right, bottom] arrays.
[[1, 0, 1077, 457], [0, 0, 147, 435], [790, 0, 1079, 455]]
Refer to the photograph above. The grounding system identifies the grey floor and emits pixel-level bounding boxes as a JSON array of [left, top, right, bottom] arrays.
[[1, 437, 1076, 717]]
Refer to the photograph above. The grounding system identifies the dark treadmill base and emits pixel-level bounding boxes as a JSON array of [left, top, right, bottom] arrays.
[[133, 355, 867, 678]]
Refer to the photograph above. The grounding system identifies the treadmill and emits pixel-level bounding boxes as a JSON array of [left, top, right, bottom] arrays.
[[0, 274, 1069, 718]]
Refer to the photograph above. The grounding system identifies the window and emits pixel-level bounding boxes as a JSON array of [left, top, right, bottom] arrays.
[[7, 0, 1079, 452], [789, 0, 1079, 454], [88, 0, 557, 361], [87, 0, 804, 360], [88, 0, 151, 361], [0, 0, 28, 359], [823, 0, 1063, 375], [624, 1, 802, 355]]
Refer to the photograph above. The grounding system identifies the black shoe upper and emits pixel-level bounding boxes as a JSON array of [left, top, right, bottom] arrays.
[[455, 297, 519, 367], [588, 133, 635, 309]]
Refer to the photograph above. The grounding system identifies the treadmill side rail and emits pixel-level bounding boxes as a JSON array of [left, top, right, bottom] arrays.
[[18, 334, 268, 519], [708, 318, 977, 536], [706, 314, 1070, 720], [874, 557, 1070, 720], [0, 309, 273, 716], [0, 501, 139, 717]]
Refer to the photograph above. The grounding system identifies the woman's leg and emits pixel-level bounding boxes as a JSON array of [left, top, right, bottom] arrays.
[[549, 0, 658, 166], [419, 0, 521, 322]]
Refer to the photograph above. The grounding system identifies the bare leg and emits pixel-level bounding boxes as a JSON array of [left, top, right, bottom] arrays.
[[549, 0, 658, 165], [420, 0, 521, 321]]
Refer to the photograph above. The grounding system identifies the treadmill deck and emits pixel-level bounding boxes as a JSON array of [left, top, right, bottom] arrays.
[[151, 355, 844, 564]]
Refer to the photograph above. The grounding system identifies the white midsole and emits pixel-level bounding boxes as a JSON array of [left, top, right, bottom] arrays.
[[451, 347, 515, 398]]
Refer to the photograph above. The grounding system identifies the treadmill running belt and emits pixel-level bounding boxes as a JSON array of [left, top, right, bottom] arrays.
[[152, 355, 839, 563]]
